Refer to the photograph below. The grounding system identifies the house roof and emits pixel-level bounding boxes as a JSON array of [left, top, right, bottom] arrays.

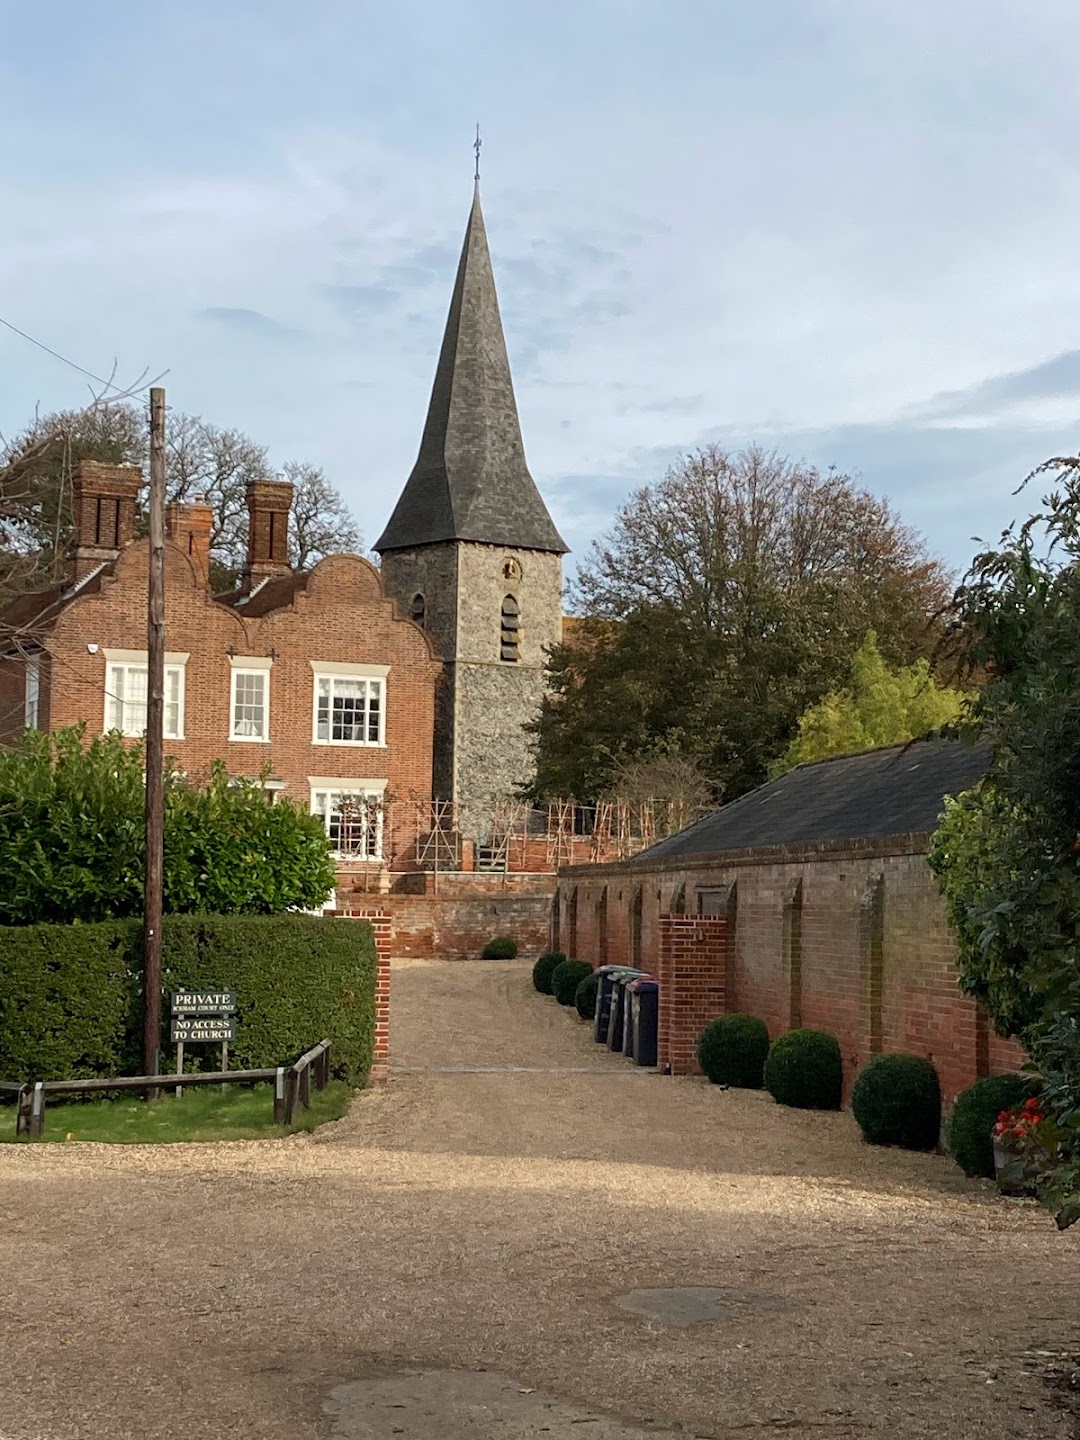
[[215, 572, 308, 617], [374, 186, 567, 557], [638, 736, 990, 862], [0, 567, 107, 646]]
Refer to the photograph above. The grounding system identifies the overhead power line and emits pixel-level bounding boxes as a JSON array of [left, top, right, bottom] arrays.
[[0, 313, 164, 398]]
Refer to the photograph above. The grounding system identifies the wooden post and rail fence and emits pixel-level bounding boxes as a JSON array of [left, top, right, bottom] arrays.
[[4, 1039, 332, 1140]]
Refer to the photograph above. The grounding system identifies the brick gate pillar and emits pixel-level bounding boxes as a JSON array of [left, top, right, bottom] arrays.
[[657, 915, 728, 1076], [351, 908, 393, 1082]]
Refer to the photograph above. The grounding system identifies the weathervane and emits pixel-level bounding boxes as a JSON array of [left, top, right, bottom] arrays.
[[474, 123, 482, 183]]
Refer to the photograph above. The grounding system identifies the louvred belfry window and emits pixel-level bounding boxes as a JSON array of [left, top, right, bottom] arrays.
[[500, 594, 520, 662]]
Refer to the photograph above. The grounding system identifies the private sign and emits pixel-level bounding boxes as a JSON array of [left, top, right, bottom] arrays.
[[171, 991, 237, 1015]]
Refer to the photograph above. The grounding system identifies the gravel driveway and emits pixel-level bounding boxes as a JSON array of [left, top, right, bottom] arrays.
[[1, 958, 1077, 1439]]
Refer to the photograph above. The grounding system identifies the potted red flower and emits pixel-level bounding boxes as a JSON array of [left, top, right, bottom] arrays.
[[992, 1097, 1050, 1196]]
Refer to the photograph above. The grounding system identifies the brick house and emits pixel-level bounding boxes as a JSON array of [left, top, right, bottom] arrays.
[[555, 737, 1026, 1104], [0, 183, 596, 959], [0, 461, 440, 885]]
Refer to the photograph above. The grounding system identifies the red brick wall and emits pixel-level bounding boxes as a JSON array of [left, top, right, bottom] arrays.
[[0, 656, 25, 738], [4, 540, 439, 862], [346, 910, 391, 1081], [387, 871, 558, 897], [656, 916, 728, 1076], [340, 891, 553, 960], [559, 845, 1026, 1105], [347, 910, 394, 1082]]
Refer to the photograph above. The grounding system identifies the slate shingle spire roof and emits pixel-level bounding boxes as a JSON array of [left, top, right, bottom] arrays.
[[375, 185, 568, 555]]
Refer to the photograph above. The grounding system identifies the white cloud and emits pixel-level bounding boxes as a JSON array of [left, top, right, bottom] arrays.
[[2, 0, 1080, 576]]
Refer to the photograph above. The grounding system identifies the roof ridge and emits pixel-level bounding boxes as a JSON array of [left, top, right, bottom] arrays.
[[782, 731, 962, 775]]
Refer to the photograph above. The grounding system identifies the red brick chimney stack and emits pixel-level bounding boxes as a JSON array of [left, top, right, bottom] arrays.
[[244, 478, 293, 590], [70, 460, 142, 581], [166, 499, 214, 589]]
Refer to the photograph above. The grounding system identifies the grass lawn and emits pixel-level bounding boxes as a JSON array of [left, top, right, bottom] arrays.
[[1, 1079, 352, 1144]]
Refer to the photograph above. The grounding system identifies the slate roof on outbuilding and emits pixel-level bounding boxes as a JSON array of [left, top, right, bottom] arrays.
[[375, 185, 567, 556], [638, 737, 990, 861]]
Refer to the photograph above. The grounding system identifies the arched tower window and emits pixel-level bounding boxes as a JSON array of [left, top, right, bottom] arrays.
[[410, 593, 426, 627], [500, 594, 520, 662]]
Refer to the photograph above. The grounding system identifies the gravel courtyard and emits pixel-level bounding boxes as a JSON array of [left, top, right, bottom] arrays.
[[1, 958, 1077, 1439]]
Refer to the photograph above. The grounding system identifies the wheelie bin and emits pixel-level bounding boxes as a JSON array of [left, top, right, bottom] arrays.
[[622, 975, 655, 1060], [628, 978, 660, 1067], [594, 966, 645, 1043], [607, 970, 645, 1053]]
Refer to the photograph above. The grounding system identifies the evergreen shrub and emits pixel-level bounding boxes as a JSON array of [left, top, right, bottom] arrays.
[[851, 1052, 941, 1150], [532, 951, 566, 993], [764, 1028, 843, 1110], [947, 1073, 1032, 1176], [551, 959, 593, 1006], [0, 914, 377, 1084], [482, 936, 518, 959], [0, 729, 336, 925], [696, 1014, 770, 1088], [575, 971, 600, 1020]]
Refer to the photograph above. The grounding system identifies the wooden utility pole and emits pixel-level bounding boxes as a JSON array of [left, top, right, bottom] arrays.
[[143, 386, 166, 1086]]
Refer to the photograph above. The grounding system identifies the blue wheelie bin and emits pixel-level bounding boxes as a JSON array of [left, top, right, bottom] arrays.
[[594, 966, 644, 1044], [628, 978, 660, 1067], [607, 970, 645, 1053], [622, 975, 655, 1060]]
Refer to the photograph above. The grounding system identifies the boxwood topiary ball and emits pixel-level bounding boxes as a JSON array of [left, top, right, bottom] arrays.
[[482, 936, 518, 960], [696, 1014, 770, 1088], [947, 1073, 1032, 1177], [851, 1052, 941, 1150], [551, 959, 593, 1006], [575, 971, 600, 1020], [532, 951, 566, 994], [764, 1028, 843, 1110]]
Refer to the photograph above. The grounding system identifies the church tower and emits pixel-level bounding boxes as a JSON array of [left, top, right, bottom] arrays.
[[376, 185, 567, 838]]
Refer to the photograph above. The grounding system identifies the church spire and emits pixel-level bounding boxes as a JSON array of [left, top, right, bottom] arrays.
[[375, 186, 567, 556]]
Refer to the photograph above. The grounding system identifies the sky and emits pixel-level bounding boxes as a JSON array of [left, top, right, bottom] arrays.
[[3, 0, 1080, 582]]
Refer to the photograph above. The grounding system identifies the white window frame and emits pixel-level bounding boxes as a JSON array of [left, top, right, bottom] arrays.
[[308, 777, 388, 861], [24, 657, 40, 730], [310, 661, 389, 747], [103, 649, 188, 740], [229, 655, 272, 743]]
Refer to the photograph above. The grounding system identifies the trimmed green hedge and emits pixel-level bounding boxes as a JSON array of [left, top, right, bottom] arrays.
[[764, 1028, 843, 1110], [532, 952, 566, 994], [0, 915, 377, 1085], [697, 1014, 770, 1088], [575, 971, 600, 1021], [0, 920, 138, 1082], [552, 959, 593, 1007], [851, 1053, 941, 1151], [482, 936, 518, 959], [947, 1073, 1032, 1178]]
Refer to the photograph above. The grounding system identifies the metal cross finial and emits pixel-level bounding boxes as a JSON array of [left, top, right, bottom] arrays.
[[474, 123, 482, 183]]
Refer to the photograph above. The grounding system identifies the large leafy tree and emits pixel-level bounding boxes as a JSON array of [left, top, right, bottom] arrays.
[[770, 631, 970, 777], [929, 457, 1080, 1230], [0, 726, 336, 924], [533, 446, 951, 801], [0, 402, 361, 594]]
